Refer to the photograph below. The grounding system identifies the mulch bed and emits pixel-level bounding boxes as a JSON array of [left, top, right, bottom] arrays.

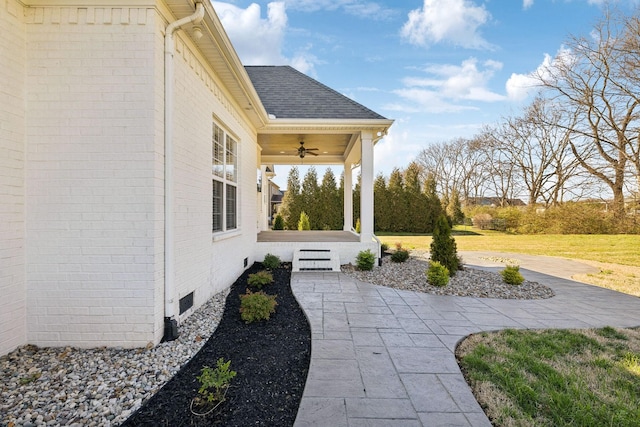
[[120, 262, 311, 426]]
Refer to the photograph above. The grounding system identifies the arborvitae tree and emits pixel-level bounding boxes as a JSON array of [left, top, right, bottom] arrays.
[[298, 211, 311, 230], [339, 171, 345, 228], [446, 189, 464, 225], [374, 173, 391, 232], [280, 167, 302, 230], [319, 168, 342, 229], [272, 214, 284, 230], [387, 168, 407, 232], [352, 173, 361, 228], [423, 173, 443, 232], [301, 167, 320, 229], [404, 162, 430, 233], [430, 214, 459, 276]]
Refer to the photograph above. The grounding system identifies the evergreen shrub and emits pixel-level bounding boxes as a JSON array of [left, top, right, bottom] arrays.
[[272, 214, 285, 230], [430, 214, 459, 276], [356, 249, 376, 271], [262, 253, 280, 270], [298, 211, 311, 230], [426, 261, 449, 287], [501, 265, 524, 285], [247, 270, 273, 288], [239, 291, 277, 323]]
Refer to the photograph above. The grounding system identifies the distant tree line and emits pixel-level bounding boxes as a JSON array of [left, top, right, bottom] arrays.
[[414, 8, 640, 219], [277, 165, 461, 233]]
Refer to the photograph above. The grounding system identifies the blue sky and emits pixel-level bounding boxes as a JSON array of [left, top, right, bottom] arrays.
[[211, 0, 632, 189]]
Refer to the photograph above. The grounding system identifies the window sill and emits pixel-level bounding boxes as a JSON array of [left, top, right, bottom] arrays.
[[212, 229, 241, 242]]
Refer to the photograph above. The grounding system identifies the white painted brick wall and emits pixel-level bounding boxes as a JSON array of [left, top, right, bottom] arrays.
[[171, 36, 259, 321], [0, 0, 27, 356], [24, 5, 161, 349]]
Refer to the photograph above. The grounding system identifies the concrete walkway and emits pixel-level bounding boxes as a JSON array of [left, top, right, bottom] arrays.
[[291, 252, 640, 427]]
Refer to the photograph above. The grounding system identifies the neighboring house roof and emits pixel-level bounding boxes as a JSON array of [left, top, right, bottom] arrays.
[[245, 66, 387, 120]]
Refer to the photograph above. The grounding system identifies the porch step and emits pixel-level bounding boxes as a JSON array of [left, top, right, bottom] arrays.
[[292, 249, 341, 272]]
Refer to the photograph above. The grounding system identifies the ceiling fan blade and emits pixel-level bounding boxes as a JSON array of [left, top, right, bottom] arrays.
[[306, 150, 319, 156], [305, 147, 319, 151]]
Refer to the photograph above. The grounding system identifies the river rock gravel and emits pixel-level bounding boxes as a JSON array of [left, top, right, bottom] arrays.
[[341, 251, 555, 299], [1, 290, 228, 427]]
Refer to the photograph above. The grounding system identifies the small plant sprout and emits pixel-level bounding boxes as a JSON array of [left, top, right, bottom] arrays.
[[196, 358, 237, 404]]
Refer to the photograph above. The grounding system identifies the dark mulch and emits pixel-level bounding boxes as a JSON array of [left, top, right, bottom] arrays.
[[120, 263, 311, 427]]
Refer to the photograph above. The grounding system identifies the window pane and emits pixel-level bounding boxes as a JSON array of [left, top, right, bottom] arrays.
[[226, 184, 237, 230], [213, 180, 223, 232], [226, 135, 237, 183], [212, 124, 224, 178]]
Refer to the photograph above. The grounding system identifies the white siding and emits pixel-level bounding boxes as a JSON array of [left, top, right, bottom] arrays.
[[23, 6, 161, 348], [0, 0, 27, 356], [171, 36, 258, 320]]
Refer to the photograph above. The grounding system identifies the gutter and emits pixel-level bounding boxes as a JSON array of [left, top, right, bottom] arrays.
[[163, 1, 205, 342]]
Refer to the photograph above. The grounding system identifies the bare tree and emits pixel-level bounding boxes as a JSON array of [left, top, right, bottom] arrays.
[[537, 8, 640, 217]]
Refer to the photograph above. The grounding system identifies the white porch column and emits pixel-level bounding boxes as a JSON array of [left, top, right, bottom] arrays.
[[259, 165, 269, 231], [343, 162, 353, 231], [360, 132, 374, 242]]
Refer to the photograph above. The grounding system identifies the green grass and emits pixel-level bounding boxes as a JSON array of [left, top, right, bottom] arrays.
[[378, 228, 640, 267], [457, 327, 640, 427]]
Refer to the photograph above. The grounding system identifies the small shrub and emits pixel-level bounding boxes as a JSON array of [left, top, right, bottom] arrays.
[[298, 211, 311, 230], [391, 246, 410, 263], [380, 242, 389, 252], [356, 249, 376, 271], [430, 214, 459, 276], [262, 253, 280, 270], [272, 214, 284, 230], [239, 290, 277, 323], [501, 265, 524, 286], [427, 261, 449, 287], [355, 218, 361, 233], [196, 358, 237, 403], [247, 270, 273, 288]]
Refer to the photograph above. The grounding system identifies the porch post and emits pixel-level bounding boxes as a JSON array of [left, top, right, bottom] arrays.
[[343, 162, 353, 231], [360, 132, 374, 242], [259, 165, 269, 231]]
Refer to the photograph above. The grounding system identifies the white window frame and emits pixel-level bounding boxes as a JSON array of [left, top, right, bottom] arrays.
[[212, 121, 238, 234]]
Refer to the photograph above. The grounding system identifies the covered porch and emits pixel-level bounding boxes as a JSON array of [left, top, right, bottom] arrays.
[[245, 66, 393, 268]]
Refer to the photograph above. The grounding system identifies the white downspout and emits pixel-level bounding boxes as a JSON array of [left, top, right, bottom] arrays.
[[163, 2, 204, 341]]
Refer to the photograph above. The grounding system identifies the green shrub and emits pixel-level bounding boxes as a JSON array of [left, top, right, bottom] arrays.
[[272, 214, 284, 230], [426, 261, 450, 287], [239, 290, 277, 323], [501, 265, 524, 286], [355, 218, 361, 233], [247, 270, 273, 288], [391, 245, 409, 263], [196, 358, 237, 403], [298, 211, 311, 230], [430, 214, 459, 276], [356, 249, 376, 271], [262, 253, 281, 270]]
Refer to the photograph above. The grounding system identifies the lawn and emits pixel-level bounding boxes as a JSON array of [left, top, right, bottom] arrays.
[[456, 327, 640, 427], [378, 229, 640, 297]]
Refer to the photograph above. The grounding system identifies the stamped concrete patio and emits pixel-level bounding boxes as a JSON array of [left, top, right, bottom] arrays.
[[291, 252, 640, 426]]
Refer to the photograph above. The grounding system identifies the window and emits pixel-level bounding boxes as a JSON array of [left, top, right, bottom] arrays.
[[212, 122, 238, 233]]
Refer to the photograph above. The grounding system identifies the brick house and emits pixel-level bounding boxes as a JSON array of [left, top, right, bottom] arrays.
[[0, 0, 392, 356]]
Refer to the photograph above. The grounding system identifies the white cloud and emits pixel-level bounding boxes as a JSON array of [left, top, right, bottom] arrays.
[[505, 47, 574, 101], [281, 0, 395, 19], [400, 0, 493, 49], [390, 57, 505, 113], [523, 0, 534, 9], [212, 1, 321, 74]]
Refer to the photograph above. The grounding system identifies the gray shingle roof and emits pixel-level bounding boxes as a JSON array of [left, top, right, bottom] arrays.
[[245, 66, 387, 120]]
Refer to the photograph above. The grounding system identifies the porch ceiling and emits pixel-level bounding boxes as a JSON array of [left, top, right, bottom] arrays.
[[258, 132, 357, 165]]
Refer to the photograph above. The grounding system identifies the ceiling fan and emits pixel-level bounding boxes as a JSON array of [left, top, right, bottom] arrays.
[[297, 141, 319, 158]]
